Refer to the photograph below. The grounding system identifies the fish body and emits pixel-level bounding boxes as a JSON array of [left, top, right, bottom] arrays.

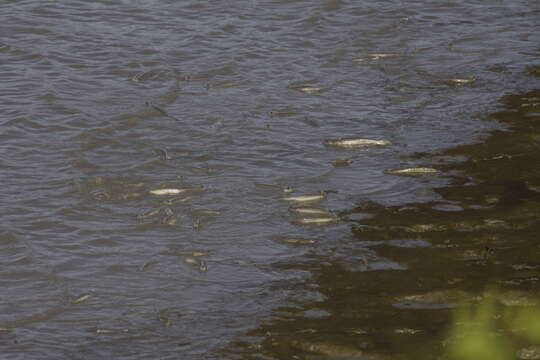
[[73, 294, 92, 304], [183, 257, 208, 272], [281, 193, 326, 203], [292, 217, 338, 226], [289, 207, 331, 216], [279, 237, 316, 245], [293, 86, 322, 94], [176, 250, 208, 257], [163, 195, 194, 205], [192, 210, 221, 216], [367, 53, 401, 59], [353, 53, 402, 62], [326, 138, 391, 148], [154, 148, 172, 160], [256, 183, 293, 193], [385, 167, 438, 176], [331, 158, 353, 166], [137, 208, 161, 220], [446, 78, 475, 85], [184, 257, 198, 265], [207, 81, 241, 88], [149, 188, 187, 196], [161, 215, 177, 226], [96, 328, 129, 334]]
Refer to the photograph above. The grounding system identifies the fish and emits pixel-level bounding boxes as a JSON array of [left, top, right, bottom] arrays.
[[367, 53, 402, 59], [325, 138, 391, 148], [90, 189, 111, 201], [289, 207, 332, 216], [96, 328, 129, 334], [394, 328, 423, 334], [446, 77, 475, 85], [184, 257, 199, 265], [198, 260, 208, 272], [292, 86, 322, 94], [183, 257, 208, 272], [140, 260, 158, 271], [280, 238, 316, 245], [269, 110, 296, 118], [292, 217, 339, 226], [137, 208, 161, 220], [353, 53, 402, 62], [161, 215, 177, 226], [192, 209, 221, 216], [149, 188, 188, 196], [163, 195, 194, 205], [145, 102, 181, 122], [121, 192, 145, 200], [73, 294, 92, 304], [256, 183, 293, 193], [131, 69, 173, 82], [281, 193, 326, 203], [206, 81, 241, 88], [131, 72, 145, 82], [287, 339, 367, 358], [384, 167, 439, 176], [331, 158, 353, 166], [175, 250, 208, 257], [158, 312, 172, 327], [154, 148, 173, 160]]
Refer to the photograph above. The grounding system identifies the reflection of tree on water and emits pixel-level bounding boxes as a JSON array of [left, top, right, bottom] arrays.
[[447, 292, 540, 360], [221, 88, 540, 360]]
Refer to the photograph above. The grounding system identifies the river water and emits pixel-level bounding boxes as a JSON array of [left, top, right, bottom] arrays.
[[1, 1, 539, 359]]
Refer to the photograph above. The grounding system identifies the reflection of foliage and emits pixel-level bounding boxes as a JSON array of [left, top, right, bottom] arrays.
[[446, 291, 540, 360], [509, 307, 540, 344]]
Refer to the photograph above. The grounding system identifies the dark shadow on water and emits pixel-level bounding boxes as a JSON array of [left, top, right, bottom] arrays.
[[220, 83, 540, 359]]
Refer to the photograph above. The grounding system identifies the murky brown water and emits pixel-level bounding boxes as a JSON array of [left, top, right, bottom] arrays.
[[222, 85, 540, 360], [1, 1, 539, 359]]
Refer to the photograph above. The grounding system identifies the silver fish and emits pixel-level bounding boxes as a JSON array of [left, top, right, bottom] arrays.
[[137, 208, 161, 220], [353, 53, 402, 62], [175, 250, 208, 257], [366, 53, 402, 59], [292, 217, 339, 226], [192, 209, 221, 216], [96, 328, 129, 334], [280, 237, 317, 245], [73, 294, 92, 304], [289, 207, 332, 216], [446, 77, 475, 85], [281, 193, 326, 203], [292, 86, 322, 94], [163, 195, 194, 205], [325, 138, 391, 148], [385, 167, 438, 176], [149, 188, 188, 196]]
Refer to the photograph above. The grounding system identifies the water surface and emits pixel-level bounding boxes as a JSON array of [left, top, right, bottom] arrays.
[[1, 1, 539, 359]]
